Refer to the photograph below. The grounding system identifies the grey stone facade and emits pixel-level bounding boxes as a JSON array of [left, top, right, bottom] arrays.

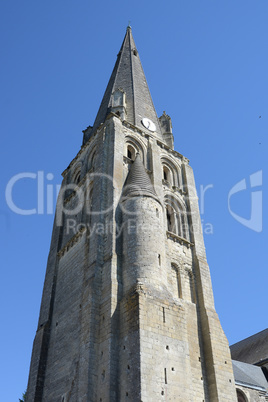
[[26, 27, 267, 401]]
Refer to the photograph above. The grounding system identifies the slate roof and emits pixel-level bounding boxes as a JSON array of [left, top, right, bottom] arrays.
[[122, 153, 159, 201], [230, 328, 268, 365], [232, 360, 268, 391], [91, 26, 162, 138]]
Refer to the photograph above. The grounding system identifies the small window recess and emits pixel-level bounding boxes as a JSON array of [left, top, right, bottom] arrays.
[[163, 166, 171, 183], [127, 145, 135, 161], [166, 206, 176, 233], [164, 368, 167, 384], [236, 389, 248, 402], [162, 307, 166, 323]]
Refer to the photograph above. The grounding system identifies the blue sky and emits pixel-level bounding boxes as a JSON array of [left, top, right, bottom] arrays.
[[1, 1, 267, 400]]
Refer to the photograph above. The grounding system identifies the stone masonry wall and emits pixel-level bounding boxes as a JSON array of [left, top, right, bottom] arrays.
[[27, 113, 240, 401]]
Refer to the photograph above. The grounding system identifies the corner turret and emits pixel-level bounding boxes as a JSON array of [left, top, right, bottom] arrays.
[[159, 111, 174, 149], [120, 154, 167, 295]]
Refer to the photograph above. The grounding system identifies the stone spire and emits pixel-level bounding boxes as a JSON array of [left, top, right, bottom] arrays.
[[122, 153, 159, 200], [91, 26, 161, 137]]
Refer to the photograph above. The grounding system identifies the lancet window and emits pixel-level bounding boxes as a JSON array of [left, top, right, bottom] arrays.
[[236, 390, 248, 402], [161, 158, 180, 188], [127, 144, 136, 161], [72, 166, 82, 185], [165, 196, 189, 240], [125, 137, 145, 164], [163, 165, 171, 183]]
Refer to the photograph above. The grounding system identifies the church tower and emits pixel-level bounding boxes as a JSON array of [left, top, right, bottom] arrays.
[[27, 27, 237, 401]]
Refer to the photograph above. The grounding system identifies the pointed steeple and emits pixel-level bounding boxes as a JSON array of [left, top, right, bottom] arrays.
[[91, 27, 161, 137], [122, 153, 159, 200]]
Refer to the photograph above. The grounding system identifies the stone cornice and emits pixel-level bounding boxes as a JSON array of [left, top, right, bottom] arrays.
[[162, 180, 187, 196], [157, 139, 189, 163], [166, 230, 194, 248]]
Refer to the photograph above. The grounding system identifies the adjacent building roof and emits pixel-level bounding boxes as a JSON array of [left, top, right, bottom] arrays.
[[232, 360, 268, 392], [230, 328, 268, 366], [91, 26, 162, 138]]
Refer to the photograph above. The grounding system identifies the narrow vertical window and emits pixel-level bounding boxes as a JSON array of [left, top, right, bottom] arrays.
[[163, 168, 168, 181], [165, 197, 189, 240], [127, 145, 135, 160], [166, 205, 176, 233], [163, 166, 171, 183], [166, 208, 172, 231]]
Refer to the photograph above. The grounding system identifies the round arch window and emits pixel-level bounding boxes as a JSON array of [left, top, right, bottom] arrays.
[[127, 144, 136, 161], [73, 169, 81, 184], [236, 389, 247, 402]]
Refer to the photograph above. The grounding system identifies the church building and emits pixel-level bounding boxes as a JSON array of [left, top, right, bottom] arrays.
[[26, 27, 267, 401]]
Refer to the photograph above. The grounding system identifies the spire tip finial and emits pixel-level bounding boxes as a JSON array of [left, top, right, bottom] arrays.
[[127, 21, 132, 30]]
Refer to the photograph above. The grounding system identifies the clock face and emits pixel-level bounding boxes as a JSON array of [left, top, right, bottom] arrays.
[[141, 117, 156, 132]]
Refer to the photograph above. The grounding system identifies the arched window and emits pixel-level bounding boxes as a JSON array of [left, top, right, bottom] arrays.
[[236, 389, 248, 402], [163, 166, 171, 183], [127, 144, 135, 161], [165, 197, 189, 240], [73, 168, 81, 184], [161, 159, 180, 187], [125, 136, 146, 166], [166, 205, 176, 233]]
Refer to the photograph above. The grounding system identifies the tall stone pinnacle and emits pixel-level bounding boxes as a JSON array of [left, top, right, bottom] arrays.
[[91, 26, 161, 136]]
